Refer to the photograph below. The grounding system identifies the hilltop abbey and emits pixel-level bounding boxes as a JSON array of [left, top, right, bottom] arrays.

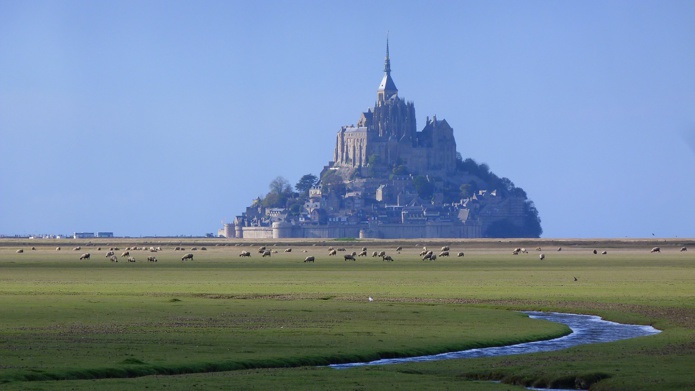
[[221, 41, 542, 239], [333, 41, 457, 176]]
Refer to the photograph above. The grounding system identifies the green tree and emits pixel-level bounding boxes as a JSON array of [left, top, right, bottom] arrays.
[[413, 176, 434, 200], [295, 174, 318, 196]]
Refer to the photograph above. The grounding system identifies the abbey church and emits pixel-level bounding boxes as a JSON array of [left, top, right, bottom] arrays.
[[222, 41, 542, 239], [332, 41, 457, 176]]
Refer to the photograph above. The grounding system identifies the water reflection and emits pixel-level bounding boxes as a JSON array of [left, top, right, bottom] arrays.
[[330, 311, 660, 369]]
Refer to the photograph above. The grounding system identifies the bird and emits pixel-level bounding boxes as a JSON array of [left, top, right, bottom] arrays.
[[368, 296, 374, 302]]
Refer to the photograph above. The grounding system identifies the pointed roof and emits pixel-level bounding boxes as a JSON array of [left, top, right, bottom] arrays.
[[378, 36, 398, 97]]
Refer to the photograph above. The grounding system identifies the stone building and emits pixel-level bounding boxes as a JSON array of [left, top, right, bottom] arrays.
[[332, 40, 457, 176]]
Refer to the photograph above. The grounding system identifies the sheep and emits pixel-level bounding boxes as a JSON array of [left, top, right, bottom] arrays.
[[80, 253, 91, 260], [121, 251, 130, 257], [147, 256, 158, 262], [418, 250, 428, 256], [73, 246, 81, 251], [337, 248, 346, 252], [239, 251, 251, 257], [358, 250, 367, 257], [181, 253, 194, 261], [377, 251, 386, 257], [127, 256, 136, 263], [441, 246, 449, 251], [395, 246, 402, 252], [351, 251, 357, 257], [422, 253, 433, 261], [372, 251, 379, 257], [438, 251, 449, 257], [31, 247, 36, 251], [539, 253, 545, 260], [601, 251, 608, 255], [284, 248, 292, 253], [262, 250, 271, 257], [105, 251, 115, 257], [651, 247, 661, 253], [557, 247, 562, 251], [304, 256, 315, 263], [328, 249, 337, 256], [514, 247, 522, 253], [457, 252, 465, 257], [56, 247, 61, 251], [343, 254, 355, 261], [109, 255, 118, 262], [16, 249, 24, 254], [382, 255, 394, 262], [361, 247, 367, 251], [536, 247, 542, 251], [191, 247, 198, 251], [681, 247, 688, 252], [593, 249, 598, 255]]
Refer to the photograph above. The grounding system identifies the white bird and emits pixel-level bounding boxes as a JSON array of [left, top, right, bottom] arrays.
[[368, 296, 374, 302]]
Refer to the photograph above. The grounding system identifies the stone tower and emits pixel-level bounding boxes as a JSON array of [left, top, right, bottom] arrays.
[[333, 39, 456, 175]]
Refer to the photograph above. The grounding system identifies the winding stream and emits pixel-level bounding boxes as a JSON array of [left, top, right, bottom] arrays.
[[330, 311, 661, 369]]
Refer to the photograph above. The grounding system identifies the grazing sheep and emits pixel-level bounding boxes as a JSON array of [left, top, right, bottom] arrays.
[[328, 247, 334, 251], [181, 253, 194, 261], [191, 247, 198, 251], [514, 247, 522, 253], [372, 251, 379, 257], [343, 254, 355, 261], [358, 250, 367, 257], [539, 253, 545, 260], [239, 251, 251, 257], [109, 255, 118, 262], [284, 248, 292, 253], [395, 246, 402, 252], [593, 249, 598, 255], [680, 247, 687, 252], [557, 247, 562, 252], [261, 250, 271, 257], [174, 246, 181, 251], [73, 246, 81, 251], [651, 247, 661, 253], [441, 246, 449, 251], [521, 248, 528, 254], [127, 256, 136, 263], [121, 251, 130, 257], [457, 252, 465, 257], [80, 253, 91, 260], [351, 251, 357, 256], [304, 256, 315, 263], [513, 250, 519, 255], [328, 249, 337, 256], [536, 247, 542, 251], [439, 251, 449, 257], [382, 255, 394, 262], [147, 256, 158, 262], [105, 251, 115, 257], [361, 247, 367, 251], [56, 247, 61, 251], [16, 249, 24, 254], [377, 251, 386, 257], [337, 248, 346, 252], [31, 247, 36, 251], [601, 251, 608, 255], [422, 253, 433, 261]]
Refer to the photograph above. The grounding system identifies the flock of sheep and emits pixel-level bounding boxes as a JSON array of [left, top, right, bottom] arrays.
[[8, 243, 689, 264]]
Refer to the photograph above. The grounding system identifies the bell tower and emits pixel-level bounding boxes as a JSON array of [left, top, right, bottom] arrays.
[[377, 37, 398, 104]]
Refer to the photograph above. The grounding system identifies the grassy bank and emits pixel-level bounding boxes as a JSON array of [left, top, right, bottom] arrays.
[[0, 239, 693, 390]]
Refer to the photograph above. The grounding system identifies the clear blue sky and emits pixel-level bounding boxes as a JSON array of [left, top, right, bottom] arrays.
[[1, 1, 694, 238]]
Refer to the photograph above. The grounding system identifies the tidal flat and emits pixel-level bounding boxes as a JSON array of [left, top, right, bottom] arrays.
[[0, 238, 693, 390]]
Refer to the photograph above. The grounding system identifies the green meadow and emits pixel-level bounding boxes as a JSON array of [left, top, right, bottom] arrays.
[[0, 239, 693, 390]]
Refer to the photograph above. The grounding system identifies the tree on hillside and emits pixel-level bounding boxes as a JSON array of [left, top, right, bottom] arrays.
[[295, 174, 318, 197], [413, 176, 434, 200]]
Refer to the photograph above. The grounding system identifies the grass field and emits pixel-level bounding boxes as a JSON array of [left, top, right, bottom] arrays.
[[0, 238, 693, 390]]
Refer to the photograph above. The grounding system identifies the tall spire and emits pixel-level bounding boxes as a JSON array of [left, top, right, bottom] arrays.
[[377, 33, 398, 103], [384, 34, 391, 74]]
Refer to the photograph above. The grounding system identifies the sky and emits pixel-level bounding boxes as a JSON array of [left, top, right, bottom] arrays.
[[1, 0, 694, 238]]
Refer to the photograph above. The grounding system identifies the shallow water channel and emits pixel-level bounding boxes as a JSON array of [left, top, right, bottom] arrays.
[[330, 311, 661, 369]]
